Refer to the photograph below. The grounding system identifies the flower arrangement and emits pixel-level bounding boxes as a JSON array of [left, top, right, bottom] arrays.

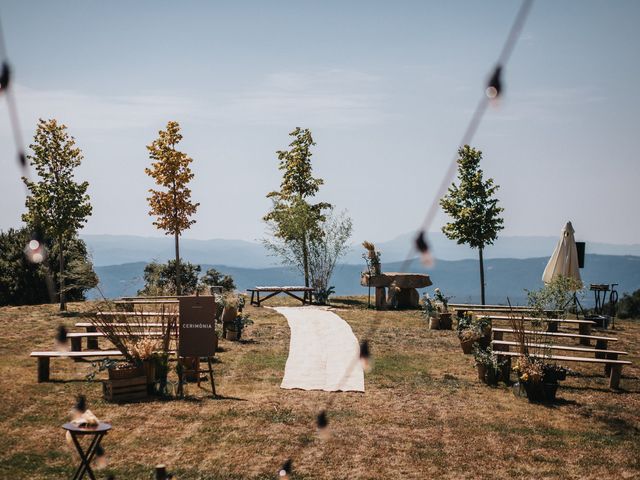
[[362, 241, 381, 276], [433, 288, 452, 313], [457, 313, 491, 352], [473, 345, 507, 385], [422, 293, 436, 318]]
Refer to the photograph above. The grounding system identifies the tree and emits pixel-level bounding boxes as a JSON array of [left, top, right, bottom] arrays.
[[146, 121, 199, 295], [0, 228, 97, 306], [201, 268, 236, 292], [308, 209, 353, 304], [263, 128, 331, 288], [138, 260, 201, 296], [440, 145, 504, 305], [22, 118, 93, 310]]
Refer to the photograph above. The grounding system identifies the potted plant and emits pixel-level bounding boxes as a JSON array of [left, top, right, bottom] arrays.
[[457, 313, 491, 353], [473, 345, 505, 385], [224, 312, 253, 341], [434, 288, 453, 329], [422, 293, 439, 329], [512, 357, 568, 403]]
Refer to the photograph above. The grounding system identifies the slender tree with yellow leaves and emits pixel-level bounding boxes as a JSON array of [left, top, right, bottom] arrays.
[[145, 121, 199, 295]]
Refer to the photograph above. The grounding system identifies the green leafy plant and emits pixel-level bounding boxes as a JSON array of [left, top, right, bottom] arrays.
[[433, 288, 452, 313]]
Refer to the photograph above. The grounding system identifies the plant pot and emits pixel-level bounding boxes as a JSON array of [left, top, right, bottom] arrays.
[[142, 359, 156, 393], [108, 365, 143, 380], [486, 367, 499, 386], [225, 329, 240, 341], [523, 380, 559, 403], [542, 382, 559, 402], [460, 337, 476, 354], [429, 316, 440, 330], [222, 306, 238, 323], [439, 313, 453, 330], [479, 330, 492, 349], [477, 363, 487, 382]]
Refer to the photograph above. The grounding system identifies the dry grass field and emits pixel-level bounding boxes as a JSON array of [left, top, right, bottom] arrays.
[[0, 297, 638, 479]]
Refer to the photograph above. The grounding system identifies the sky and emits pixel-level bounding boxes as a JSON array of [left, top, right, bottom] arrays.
[[1, 0, 639, 246]]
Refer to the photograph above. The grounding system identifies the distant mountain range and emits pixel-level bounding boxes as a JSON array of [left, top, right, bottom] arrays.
[[81, 233, 640, 268], [89, 254, 640, 306]]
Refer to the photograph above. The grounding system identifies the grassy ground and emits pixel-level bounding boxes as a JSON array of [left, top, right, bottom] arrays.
[[0, 297, 638, 479]]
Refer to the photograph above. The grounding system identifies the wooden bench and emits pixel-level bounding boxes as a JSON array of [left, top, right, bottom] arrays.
[[67, 331, 170, 352], [485, 315, 596, 336], [492, 350, 632, 389], [97, 311, 178, 317], [451, 304, 562, 316], [492, 327, 617, 352], [75, 322, 175, 349], [248, 286, 315, 307], [491, 339, 628, 362], [30, 350, 124, 382]]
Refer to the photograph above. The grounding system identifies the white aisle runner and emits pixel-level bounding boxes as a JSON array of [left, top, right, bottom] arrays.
[[275, 306, 364, 392]]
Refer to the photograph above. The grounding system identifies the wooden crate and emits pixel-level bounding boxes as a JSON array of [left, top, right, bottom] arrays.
[[103, 376, 148, 402]]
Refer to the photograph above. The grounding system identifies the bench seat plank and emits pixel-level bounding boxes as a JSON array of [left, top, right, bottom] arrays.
[[492, 328, 617, 342], [487, 315, 596, 325], [491, 340, 628, 356]]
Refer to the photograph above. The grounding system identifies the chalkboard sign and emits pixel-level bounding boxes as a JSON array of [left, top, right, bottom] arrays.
[[178, 296, 217, 357]]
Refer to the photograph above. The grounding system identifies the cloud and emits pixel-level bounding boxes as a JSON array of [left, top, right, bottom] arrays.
[[4, 69, 389, 134]]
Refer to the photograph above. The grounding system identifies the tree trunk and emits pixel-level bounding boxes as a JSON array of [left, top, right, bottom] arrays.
[[59, 235, 66, 311], [302, 231, 310, 289], [479, 246, 486, 306], [175, 232, 182, 296]]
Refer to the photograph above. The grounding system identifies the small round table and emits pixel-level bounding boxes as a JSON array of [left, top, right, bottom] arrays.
[[62, 422, 111, 480]]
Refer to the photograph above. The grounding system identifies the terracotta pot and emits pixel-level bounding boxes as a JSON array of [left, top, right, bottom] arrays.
[[439, 313, 453, 330], [225, 329, 240, 341], [429, 316, 440, 330]]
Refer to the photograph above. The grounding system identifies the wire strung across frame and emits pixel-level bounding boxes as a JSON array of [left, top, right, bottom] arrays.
[[277, 0, 535, 477], [0, 13, 56, 301]]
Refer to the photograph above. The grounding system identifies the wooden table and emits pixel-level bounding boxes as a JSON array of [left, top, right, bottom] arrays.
[[62, 422, 111, 480], [248, 286, 315, 306]]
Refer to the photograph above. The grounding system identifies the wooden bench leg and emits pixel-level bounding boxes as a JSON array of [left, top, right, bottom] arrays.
[[578, 323, 591, 337], [609, 365, 622, 389], [604, 353, 618, 376], [37, 357, 50, 382], [595, 339, 607, 359], [493, 331, 503, 341], [71, 337, 82, 352], [86, 326, 99, 350], [546, 322, 558, 333]]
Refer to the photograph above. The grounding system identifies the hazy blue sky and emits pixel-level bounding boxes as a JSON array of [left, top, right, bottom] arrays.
[[1, 0, 639, 247]]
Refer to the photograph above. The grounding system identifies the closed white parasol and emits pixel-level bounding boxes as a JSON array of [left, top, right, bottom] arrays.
[[542, 221, 582, 285]]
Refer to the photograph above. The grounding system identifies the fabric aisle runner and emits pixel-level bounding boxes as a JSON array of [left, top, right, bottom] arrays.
[[275, 306, 364, 392]]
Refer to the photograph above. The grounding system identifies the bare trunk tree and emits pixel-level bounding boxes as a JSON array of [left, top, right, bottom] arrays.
[[175, 231, 182, 296], [479, 246, 485, 305]]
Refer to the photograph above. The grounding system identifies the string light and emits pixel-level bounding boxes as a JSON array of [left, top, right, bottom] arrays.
[[316, 410, 329, 440], [278, 459, 292, 479], [359, 340, 373, 373], [94, 445, 109, 469], [55, 325, 70, 352]]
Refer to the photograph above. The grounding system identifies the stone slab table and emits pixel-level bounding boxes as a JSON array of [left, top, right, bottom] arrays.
[[360, 272, 432, 309]]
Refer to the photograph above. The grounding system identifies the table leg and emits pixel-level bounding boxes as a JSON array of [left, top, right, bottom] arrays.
[[70, 431, 105, 480]]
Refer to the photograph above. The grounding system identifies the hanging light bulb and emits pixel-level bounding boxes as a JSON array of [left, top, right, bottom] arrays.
[[316, 410, 330, 440], [486, 64, 503, 101], [278, 459, 292, 479], [415, 230, 433, 267], [55, 325, 70, 352], [24, 238, 46, 264], [359, 340, 373, 373], [94, 445, 108, 469]]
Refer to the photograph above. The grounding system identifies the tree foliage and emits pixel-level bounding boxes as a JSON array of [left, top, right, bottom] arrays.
[[617, 289, 640, 319], [201, 268, 236, 292], [308, 209, 353, 304], [263, 128, 331, 287], [137, 260, 201, 296], [146, 121, 199, 294], [22, 118, 93, 310], [0, 228, 97, 306], [440, 145, 504, 304]]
